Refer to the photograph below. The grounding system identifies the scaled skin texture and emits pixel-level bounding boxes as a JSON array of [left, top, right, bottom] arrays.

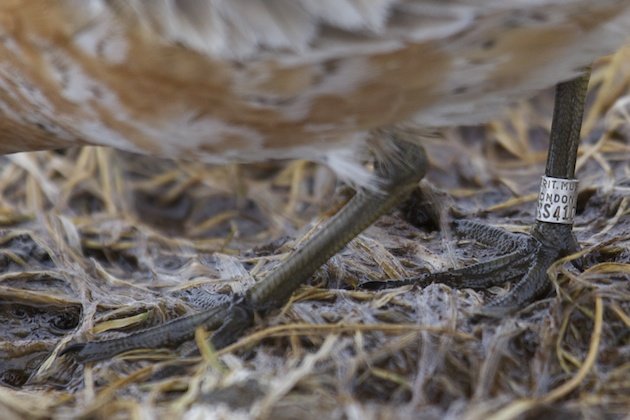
[[0, 1, 629, 186]]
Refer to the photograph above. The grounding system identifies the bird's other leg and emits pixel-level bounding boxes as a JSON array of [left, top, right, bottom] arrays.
[[366, 70, 590, 317], [63, 129, 428, 362]]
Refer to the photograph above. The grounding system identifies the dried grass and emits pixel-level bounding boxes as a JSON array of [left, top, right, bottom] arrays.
[[0, 48, 628, 419]]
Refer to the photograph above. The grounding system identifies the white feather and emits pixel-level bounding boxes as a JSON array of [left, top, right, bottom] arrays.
[[17, 0, 630, 190]]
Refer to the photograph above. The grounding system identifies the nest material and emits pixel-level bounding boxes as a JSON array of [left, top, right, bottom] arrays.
[[0, 48, 628, 419]]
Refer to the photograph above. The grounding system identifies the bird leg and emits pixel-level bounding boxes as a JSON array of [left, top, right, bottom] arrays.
[[366, 71, 590, 316], [63, 131, 428, 363], [60, 73, 590, 363]]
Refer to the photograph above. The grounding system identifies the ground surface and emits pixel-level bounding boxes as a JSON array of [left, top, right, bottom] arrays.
[[0, 49, 628, 419]]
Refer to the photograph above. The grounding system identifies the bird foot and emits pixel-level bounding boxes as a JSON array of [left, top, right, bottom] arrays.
[[60, 132, 429, 363], [208, 295, 255, 349], [362, 219, 579, 318]]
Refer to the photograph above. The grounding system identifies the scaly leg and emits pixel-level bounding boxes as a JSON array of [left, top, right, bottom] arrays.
[[366, 71, 590, 316], [63, 131, 428, 362], [62, 74, 590, 363]]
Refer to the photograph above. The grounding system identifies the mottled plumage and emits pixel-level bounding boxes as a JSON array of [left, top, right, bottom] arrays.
[[0, 1, 629, 184]]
